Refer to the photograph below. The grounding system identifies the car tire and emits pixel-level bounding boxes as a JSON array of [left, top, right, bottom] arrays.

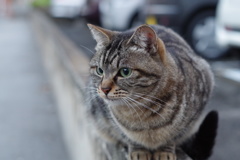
[[186, 10, 228, 60]]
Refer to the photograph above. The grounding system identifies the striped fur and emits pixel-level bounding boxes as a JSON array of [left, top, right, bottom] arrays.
[[87, 24, 214, 158]]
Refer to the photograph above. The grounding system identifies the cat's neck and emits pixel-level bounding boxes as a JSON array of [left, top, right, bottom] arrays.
[[108, 99, 167, 127]]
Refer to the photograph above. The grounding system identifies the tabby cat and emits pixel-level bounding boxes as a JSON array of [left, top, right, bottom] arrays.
[[87, 24, 214, 160]]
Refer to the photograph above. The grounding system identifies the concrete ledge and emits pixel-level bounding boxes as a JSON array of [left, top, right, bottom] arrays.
[[30, 10, 94, 160]]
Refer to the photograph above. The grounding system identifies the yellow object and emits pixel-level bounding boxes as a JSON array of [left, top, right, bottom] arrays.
[[146, 16, 157, 25]]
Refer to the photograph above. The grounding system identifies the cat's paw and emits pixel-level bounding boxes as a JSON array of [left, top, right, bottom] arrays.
[[153, 151, 176, 160], [129, 150, 152, 160]]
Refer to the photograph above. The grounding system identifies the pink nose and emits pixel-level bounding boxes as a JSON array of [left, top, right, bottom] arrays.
[[101, 87, 111, 95]]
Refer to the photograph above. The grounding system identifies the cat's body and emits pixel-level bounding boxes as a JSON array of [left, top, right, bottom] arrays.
[[87, 24, 214, 159]]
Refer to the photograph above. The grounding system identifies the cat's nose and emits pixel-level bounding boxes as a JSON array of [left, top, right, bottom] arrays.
[[101, 87, 111, 95]]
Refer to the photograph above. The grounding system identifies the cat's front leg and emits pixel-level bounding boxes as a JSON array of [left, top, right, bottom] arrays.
[[153, 144, 177, 160], [128, 146, 152, 160], [153, 152, 176, 160]]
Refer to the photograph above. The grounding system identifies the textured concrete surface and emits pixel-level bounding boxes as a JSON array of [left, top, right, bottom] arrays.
[[0, 17, 70, 160]]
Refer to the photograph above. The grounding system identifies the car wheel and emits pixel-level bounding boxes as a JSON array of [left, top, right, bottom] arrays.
[[186, 11, 228, 59]]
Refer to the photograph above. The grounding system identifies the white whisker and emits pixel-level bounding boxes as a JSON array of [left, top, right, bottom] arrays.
[[132, 92, 176, 113], [122, 98, 143, 123], [134, 92, 168, 104], [126, 97, 165, 120], [79, 44, 95, 55], [124, 97, 144, 114], [85, 94, 98, 103], [132, 94, 163, 108]]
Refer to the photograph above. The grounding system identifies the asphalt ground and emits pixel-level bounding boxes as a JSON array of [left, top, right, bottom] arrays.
[[55, 18, 240, 160], [0, 16, 69, 160]]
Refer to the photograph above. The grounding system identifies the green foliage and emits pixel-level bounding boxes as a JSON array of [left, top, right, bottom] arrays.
[[32, 0, 50, 8]]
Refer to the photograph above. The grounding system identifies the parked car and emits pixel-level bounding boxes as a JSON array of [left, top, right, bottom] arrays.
[[99, 0, 145, 30], [50, 0, 86, 18], [143, 0, 228, 59], [216, 0, 240, 49]]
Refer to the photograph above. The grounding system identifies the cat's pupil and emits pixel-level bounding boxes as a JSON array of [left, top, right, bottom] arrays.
[[96, 67, 103, 76]]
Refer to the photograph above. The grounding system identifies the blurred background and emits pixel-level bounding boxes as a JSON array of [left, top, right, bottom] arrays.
[[0, 0, 239, 160]]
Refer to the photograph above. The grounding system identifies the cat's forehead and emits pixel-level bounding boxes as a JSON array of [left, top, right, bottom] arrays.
[[90, 31, 152, 69], [96, 36, 130, 67]]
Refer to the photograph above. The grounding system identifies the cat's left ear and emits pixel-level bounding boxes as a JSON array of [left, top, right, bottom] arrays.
[[128, 25, 166, 62], [87, 24, 114, 48]]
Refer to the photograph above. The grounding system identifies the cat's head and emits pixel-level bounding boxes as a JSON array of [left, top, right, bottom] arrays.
[[88, 24, 168, 106]]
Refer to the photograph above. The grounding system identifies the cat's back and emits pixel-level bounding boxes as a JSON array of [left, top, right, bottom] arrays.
[[152, 24, 214, 94], [151, 25, 195, 57]]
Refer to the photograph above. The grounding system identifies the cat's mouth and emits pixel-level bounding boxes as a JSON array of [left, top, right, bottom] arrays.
[[99, 94, 127, 105], [97, 87, 129, 103], [101, 95, 122, 101]]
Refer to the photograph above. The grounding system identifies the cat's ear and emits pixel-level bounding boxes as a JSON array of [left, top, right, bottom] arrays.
[[87, 24, 114, 47], [127, 25, 157, 50], [128, 25, 166, 63]]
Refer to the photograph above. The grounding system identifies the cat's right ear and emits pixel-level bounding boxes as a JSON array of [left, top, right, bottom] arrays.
[[127, 25, 167, 64], [87, 24, 114, 48]]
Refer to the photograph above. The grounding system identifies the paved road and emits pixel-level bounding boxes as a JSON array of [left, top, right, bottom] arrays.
[[55, 19, 240, 160], [207, 77, 240, 160], [0, 17, 69, 160]]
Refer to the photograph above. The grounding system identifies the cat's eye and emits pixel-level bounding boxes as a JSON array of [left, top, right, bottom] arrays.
[[119, 68, 132, 78], [96, 67, 104, 76]]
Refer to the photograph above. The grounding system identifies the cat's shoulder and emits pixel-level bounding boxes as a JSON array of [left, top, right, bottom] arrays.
[[151, 25, 186, 43]]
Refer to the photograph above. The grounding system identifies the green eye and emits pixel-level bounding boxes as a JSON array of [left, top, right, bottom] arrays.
[[96, 67, 104, 76], [120, 68, 132, 77]]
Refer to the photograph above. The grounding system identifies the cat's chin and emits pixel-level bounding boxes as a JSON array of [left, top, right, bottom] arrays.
[[102, 97, 125, 107]]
